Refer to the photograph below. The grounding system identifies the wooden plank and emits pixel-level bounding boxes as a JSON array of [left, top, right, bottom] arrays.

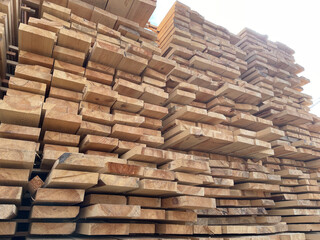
[[77, 120, 111, 137], [42, 110, 82, 134], [162, 196, 215, 209], [30, 222, 76, 235], [89, 39, 124, 68], [52, 69, 86, 92], [0, 96, 42, 127], [42, 12, 70, 28], [83, 194, 127, 206], [79, 135, 118, 152], [283, 216, 320, 223], [127, 0, 156, 27], [77, 223, 129, 235], [87, 60, 115, 75], [121, 146, 168, 164], [129, 223, 155, 234], [129, 179, 177, 196], [113, 78, 144, 98], [0, 186, 22, 204], [83, 81, 118, 106], [18, 23, 55, 57], [156, 224, 193, 235], [41, 1, 71, 21], [19, 50, 54, 68], [268, 209, 320, 216], [52, 152, 126, 172], [139, 102, 168, 119], [49, 87, 83, 103], [112, 111, 145, 127], [97, 23, 120, 39], [28, 17, 63, 34], [0, 204, 17, 219], [165, 210, 197, 223], [111, 124, 143, 141], [57, 28, 92, 54], [160, 159, 210, 173], [117, 52, 148, 75], [128, 196, 160, 208], [9, 76, 46, 95], [30, 205, 79, 219], [54, 60, 85, 76], [234, 182, 280, 192], [106, 0, 133, 18], [34, 188, 85, 204], [0, 123, 40, 141], [194, 225, 222, 235], [140, 84, 169, 105], [53, 45, 86, 66], [80, 108, 112, 125], [85, 68, 113, 85], [288, 224, 320, 232], [80, 204, 140, 219], [15, 64, 52, 85], [71, 22, 97, 38], [113, 94, 144, 113], [27, 176, 44, 196], [0, 222, 16, 235], [90, 7, 117, 29], [67, 0, 93, 20], [44, 97, 79, 115], [44, 169, 99, 189], [88, 174, 139, 193], [42, 146, 76, 168], [0, 168, 30, 187], [0, 137, 38, 151]]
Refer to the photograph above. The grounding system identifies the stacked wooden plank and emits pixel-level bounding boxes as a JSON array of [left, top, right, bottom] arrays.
[[157, 2, 280, 160], [0, 0, 317, 239], [24, 0, 156, 27], [237, 28, 320, 240], [1, 0, 218, 238], [156, 1, 309, 240], [0, 136, 35, 236], [0, 20, 50, 236]]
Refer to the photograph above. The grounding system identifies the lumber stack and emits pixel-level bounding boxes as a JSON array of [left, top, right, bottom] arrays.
[[155, 1, 312, 240], [1, 0, 214, 238], [237, 28, 320, 240], [157, 2, 279, 160], [0, 0, 317, 239], [23, 0, 156, 28]]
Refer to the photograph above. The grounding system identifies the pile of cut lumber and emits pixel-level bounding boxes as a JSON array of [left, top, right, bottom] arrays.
[[0, 0, 317, 239], [237, 28, 320, 240], [156, 2, 299, 239]]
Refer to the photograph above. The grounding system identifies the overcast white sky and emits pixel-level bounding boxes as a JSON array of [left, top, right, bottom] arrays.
[[150, 0, 320, 116]]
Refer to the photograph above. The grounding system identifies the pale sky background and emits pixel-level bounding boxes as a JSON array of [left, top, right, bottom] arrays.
[[150, 0, 320, 116]]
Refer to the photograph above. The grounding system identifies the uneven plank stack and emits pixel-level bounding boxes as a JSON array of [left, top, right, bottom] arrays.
[[237, 28, 320, 240], [155, 2, 298, 239], [1, 0, 213, 238], [158, 2, 281, 159], [0, 0, 317, 240]]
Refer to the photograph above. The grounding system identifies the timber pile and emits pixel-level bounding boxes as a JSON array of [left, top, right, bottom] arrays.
[[237, 28, 320, 240], [0, 0, 317, 240], [156, 1, 316, 240], [1, 0, 214, 238]]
